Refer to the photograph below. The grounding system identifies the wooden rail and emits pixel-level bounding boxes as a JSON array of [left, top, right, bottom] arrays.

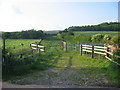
[[80, 44, 120, 66], [81, 44, 107, 57], [5, 41, 45, 61], [30, 44, 45, 52]]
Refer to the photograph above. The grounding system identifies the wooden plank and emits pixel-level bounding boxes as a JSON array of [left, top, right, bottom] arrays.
[[94, 51, 106, 55], [94, 48, 106, 52], [31, 44, 37, 46], [20, 53, 40, 60], [105, 56, 120, 66], [82, 45, 92, 47], [94, 46, 106, 49], [40, 49, 44, 52], [32, 47, 37, 50], [83, 49, 92, 53], [38, 45, 45, 48], [106, 51, 113, 56], [82, 47, 92, 50], [37, 39, 42, 43], [105, 56, 112, 61], [13, 49, 33, 56]]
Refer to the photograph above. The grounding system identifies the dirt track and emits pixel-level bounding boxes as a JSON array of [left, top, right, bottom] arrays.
[[2, 52, 119, 88], [2, 82, 111, 88]]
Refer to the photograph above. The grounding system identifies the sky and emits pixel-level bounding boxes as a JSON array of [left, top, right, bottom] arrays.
[[0, 0, 119, 32]]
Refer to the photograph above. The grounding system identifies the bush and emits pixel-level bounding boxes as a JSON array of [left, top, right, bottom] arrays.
[[2, 57, 31, 76], [74, 35, 91, 43], [110, 35, 120, 48], [103, 34, 111, 43], [57, 32, 74, 41], [91, 34, 104, 43]]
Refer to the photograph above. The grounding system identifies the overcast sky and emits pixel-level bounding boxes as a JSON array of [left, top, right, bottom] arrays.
[[0, 0, 119, 32]]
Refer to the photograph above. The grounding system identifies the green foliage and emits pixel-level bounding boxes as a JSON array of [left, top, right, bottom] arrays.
[[57, 32, 74, 41], [74, 35, 91, 43], [63, 22, 120, 32], [74, 31, 119, 36], [110, 35, 120, 48], [3, 56, 30, 76], [91, 34, 104, 43], [2, 29, 46, 39], [103, 34, 112, 43]]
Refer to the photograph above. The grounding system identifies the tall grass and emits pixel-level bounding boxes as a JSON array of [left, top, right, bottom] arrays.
[[107, 49, 120, 87]]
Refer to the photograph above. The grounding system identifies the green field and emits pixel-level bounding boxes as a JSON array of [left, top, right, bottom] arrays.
[[5, 39, 39, 54], [5, 38, 62, 54], [74, 31, 119, 35]]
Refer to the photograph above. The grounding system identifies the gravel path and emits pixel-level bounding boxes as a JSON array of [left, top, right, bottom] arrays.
[[2, 82, 111, 88], [2, 68, 118, 88]]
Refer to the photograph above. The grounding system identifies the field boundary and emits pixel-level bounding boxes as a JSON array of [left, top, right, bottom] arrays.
[[79, 44, 120, 66], [4, 41, 45, 61]]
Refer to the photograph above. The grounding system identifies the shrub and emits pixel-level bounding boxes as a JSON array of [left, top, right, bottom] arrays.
[[74, 35, 91, 43], [103, 34, 111, 43], [91, 34, 104, 43], [110, 35, 120, 48]]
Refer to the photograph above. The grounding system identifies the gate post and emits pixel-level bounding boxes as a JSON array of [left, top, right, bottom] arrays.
[[92, 45, 94, 58], [80, 44, 82, 56], [106, 46, 109, 57], [63, 42, 67, 52]]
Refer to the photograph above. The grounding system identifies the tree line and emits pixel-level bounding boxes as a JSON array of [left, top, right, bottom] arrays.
[[60, 22, 120, 32], [2, 29, 48, 39], [2, 22, 120, 39]]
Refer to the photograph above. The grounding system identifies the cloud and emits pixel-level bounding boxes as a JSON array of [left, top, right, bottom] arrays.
[[12, 6, 23, 14]]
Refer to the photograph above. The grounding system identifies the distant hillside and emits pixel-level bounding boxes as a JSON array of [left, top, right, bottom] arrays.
[[43, 30, 61, 34], [61, 22, 120, 32]]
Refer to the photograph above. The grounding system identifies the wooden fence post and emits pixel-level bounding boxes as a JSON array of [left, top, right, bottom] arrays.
[[38, 48, 40, 53], [31, 49, 33, 57], [44, 47, 46, 52], [80, 44, 82, 56], [37, 44, 39, 53], [30, 44, 32, 49], [92, 45, 94, 58], [20, 54, 23, 58], [106, 47, 109, 57], [64, 42, 67, 52], [3, 38, 6, 61]]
